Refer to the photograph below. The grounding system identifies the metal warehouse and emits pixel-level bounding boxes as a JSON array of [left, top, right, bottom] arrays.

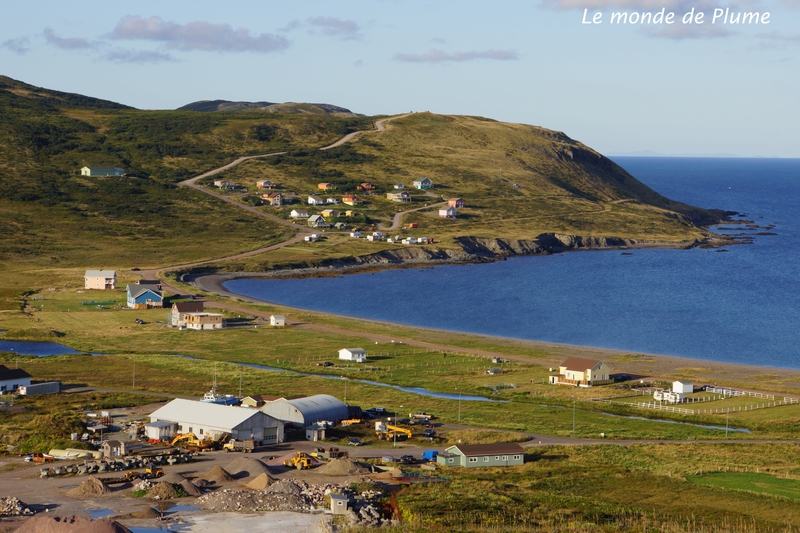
[[259, 394, 349, 426], [149, 399, 284, 444]]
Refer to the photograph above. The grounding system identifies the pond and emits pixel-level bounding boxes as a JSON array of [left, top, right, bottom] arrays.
[[0, 340, 82, 356]]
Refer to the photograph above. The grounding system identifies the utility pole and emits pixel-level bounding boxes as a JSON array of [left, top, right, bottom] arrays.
[[457, 388, 461, 423], [572, 398, 576, 436], [239, 367, 243, 399], [132, 359, 136, 391]]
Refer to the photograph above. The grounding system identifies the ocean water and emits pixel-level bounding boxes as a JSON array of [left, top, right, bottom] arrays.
[[224, 158, 800, 370]]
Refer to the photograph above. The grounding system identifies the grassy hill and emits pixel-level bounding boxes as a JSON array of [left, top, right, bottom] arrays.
[[0, 76, 728, 284], [178, 99, 359, 115]]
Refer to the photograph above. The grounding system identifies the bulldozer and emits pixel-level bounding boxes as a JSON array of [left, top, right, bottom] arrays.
[[282, 452, 313, 470], [375, 421, 412, 441], [124, 463, 164, 481]]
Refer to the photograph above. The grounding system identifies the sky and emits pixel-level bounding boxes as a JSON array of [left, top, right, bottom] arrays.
[[1, 0, 798, 157]]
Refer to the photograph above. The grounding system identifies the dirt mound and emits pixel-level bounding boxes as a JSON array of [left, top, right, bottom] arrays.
[[226, 457, 274, 479], [66, 476, 110, 497], [180, 479, 202, 497], [160, 472, 187, 484], [147, 481, 177, 500], [245, 472, 278, 490], [14, 515, 132, 533], [127, 507, 163, 519], [316, 458, 369, 476], [202, 465, 235, 483], [192, 478, 214, 488]]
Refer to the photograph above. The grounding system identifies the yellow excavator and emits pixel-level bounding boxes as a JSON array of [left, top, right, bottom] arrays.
[[375, 421, 412, 441], [283, 452, 313, 470]]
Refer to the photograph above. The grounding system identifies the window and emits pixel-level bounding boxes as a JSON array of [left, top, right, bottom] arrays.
[[448, 458, 454, 463], [469, 457, 478, 463], [199, 429, 203, 435], [495, 456, 500, 460], [188, 427, 193, 433], [483, 456, 489, 462], [502, 456, 508, 461], [513, 455, 521, 460]]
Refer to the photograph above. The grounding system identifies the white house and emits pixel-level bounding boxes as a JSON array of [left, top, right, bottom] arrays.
[[673, 381, 694, 394], [213, 179, 235, 189], [171, 301, 204, 327], [338, 348, 367, 363], [270, 315, 285, 327], [308, 195, 325, 205], [439, 206, 457, 219], [549, 357, 611, 387], [0, 365, 31, 393], [84, 270, 116, 290], [308, 215, 329, 228], [290, 209, 310, 219], [81, 166, 124, 177]]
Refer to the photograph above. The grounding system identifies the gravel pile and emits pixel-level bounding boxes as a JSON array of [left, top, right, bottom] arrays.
[[14, 515, 133, 533], [66, 476, 110, 497], [146, 481, 178, 500], [225, 457, 274, 479], [201, 465, 236, 484], [180, 479, 202, 497], [244, 472, 278, 490], [316, 458, 369, 476], [197, 479, 327, 513], [0, 496, 34, 516]]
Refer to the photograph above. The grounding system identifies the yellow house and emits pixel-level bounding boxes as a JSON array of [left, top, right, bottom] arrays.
[[550, 357, 611, 387]]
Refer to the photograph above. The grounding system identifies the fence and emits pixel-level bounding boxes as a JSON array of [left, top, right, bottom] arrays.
[[599, 397, 799, 416]]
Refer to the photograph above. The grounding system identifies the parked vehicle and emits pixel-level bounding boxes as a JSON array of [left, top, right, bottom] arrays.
[[283, 452, 312, 470], [423, 428, 436, 438], [135, 318, 145, 324], [381, 455, 396, 463], [222, 438, 255, 453], [421, 450, 439, 462], [399, 454, 416, 464], [348, 437, 364, 446], [411, 412, 435, 421]]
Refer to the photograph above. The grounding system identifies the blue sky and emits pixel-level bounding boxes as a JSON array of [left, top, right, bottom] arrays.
[[1, 1, 798, 157]]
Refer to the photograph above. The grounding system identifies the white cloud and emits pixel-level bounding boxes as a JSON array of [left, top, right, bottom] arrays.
[[109, 15, 290, 53], [1, 37, 30, 55], [43, 28, 97, 50], [103, 48, 177, 64], [643, 23, 737, 39], [307, 16, 362, 39], [393, 48, 519, 63]]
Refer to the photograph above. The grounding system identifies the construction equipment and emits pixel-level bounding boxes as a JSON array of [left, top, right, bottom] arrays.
[[124, 463, 164, 482], [169, 433, 197, 447], [375, 421, 412, 441], [222, 438, 255, 453], [282, 452, 313, 470]]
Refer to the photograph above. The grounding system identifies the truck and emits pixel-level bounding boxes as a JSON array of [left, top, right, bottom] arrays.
[[421, 450, 439, 462], [18, 382, 61, 396], [222, 438, 255, 453], [410, 412, 435, 421]]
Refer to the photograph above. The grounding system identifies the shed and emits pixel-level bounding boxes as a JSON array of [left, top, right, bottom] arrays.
[[305, 423, 326, 442], [339, 348, 366, 362], [270, 315, 285, 327], [144, 420, 178, 441], [149, 399, 284, 444], [439, 206, 457, 218], [259, 394, 349, 427], [436, 443, 524, 468], [673, 381, 694, 394], [330, 493, 349, 514]]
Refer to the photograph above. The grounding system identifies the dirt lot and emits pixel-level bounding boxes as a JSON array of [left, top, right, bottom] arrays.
[[0, 445, 403, 532]]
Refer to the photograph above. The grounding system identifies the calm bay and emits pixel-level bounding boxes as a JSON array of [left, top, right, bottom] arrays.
[[224, 157, 800, 370]]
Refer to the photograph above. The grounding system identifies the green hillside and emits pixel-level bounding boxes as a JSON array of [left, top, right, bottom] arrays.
[[0, 76, 727, 279]]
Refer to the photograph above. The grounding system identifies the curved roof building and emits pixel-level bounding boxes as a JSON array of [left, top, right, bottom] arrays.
[[259, 394, 349, 426]]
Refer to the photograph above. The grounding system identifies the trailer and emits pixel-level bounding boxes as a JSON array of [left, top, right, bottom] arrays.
[[18, 382, 60, 396]]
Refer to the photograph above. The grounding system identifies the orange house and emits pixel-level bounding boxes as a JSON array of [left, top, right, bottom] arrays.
[[448, 198, 465, 208], [318, 183, 335, 191]]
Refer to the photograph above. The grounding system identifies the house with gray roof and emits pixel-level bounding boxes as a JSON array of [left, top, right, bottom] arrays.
[[126, 284, 163, 309], [436, 442, 524, 468], [81, 166, 124, 177], [84, 270, 116, 290]]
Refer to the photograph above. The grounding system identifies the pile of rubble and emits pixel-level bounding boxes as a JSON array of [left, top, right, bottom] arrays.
[[197, 479, 326, 513], [0, 496, 34, 516], [344, 503, 389, 528]]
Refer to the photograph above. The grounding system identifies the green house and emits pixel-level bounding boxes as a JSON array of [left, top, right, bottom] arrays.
[[436, 442, 525, 468]]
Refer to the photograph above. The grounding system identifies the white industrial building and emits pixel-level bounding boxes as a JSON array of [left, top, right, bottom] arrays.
[[259, 394, 349, 427], [270, 315, 285, 327], [673, 381, 694, 394], [148, 399, 284, 444], [338, 348, 366, 362]]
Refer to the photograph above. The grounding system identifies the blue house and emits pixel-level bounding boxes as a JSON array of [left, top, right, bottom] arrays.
[[126, 284, 163, 309], [413, 177, 433, 190]]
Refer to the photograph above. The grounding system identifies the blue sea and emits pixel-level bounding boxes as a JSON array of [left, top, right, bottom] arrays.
[[224, 157, 800, 370]]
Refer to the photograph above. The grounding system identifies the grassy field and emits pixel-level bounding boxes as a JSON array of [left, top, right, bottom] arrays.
[[690, 472, 800, 501], [387, 443, 800, 532]]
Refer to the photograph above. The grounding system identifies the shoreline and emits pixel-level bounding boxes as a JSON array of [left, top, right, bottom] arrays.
[[192, 271, 800, 393]]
